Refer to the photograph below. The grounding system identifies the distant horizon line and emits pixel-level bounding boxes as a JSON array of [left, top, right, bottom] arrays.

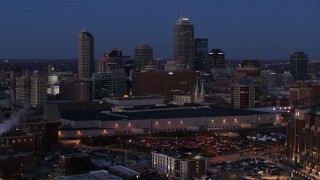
[[0, 58, 294, 61]]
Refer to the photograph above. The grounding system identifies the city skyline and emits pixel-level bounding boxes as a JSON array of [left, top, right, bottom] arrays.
[[0, 0, 319, 60]]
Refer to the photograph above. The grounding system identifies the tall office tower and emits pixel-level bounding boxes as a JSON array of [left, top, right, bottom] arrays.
[[207, 49, 225, 76], [208, 49, 225, 69], [78, 30, 94, 80], [30, 74, 47, 107], [194, 38, 208, 72], [290, 51, 308, 81], [174, 14, 195, 69], [134, 43, 153, 71], [9, 66, 16, 107], [16, 71, 31, 105]]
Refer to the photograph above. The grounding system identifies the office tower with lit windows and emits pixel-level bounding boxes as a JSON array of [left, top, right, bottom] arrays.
[[92, 72, 127, 100], [78, 30, 94, 80], [174, 15, 195, 69]]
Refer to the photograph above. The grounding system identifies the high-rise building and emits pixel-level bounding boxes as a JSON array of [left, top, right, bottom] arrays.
[[134, 43, 153, 71], [208, 49, 225, 69], [174, 15, 194, 69], [194, 38, 208, 72], [231, 76, 261, 109], [207, 49, 226, 77], [276, 71, 293, 87], [30, 74, 47, 107], [92, 72, 127, 100], [78, 31, 94, 80], [290, 51, 308, 81], [16, 75, 29, 105], [98, 48, 131, 72], [260, 70, 276, 88], [16, 71, 44, 106]]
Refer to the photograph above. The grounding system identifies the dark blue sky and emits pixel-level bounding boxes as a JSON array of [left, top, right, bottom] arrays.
[[0, 0, 319, 60]]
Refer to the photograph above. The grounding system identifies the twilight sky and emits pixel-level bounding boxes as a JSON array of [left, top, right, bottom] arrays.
[[0, 0, 319, 60]]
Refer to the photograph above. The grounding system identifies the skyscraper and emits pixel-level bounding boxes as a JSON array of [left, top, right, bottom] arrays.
[[78, 30, 94, 80], [134, 43, 153, 71], [194, 38, 208, 72], [208, 49, 225, 69], [290, 51, 308, 81], [174, 14, 195, 69]]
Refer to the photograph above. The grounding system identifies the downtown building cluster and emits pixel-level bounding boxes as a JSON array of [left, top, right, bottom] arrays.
[[0, 13, 318, 179]]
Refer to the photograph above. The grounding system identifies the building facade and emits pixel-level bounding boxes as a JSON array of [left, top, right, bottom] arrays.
[[60, 80, 91, 101], [286, 108, 320, 176], [15, 71, 46, 107], [92, 72, 127, 100], [59, 105, 278, 138], [151, 151, 207, 179], [174, 15, 195, 69], [134, 43, 153, 71], [194, 38, 208, 72], [30, 75, 47, 107], [231, 76, 261, 109], [132, 70, 198, 102], [290, 51, 308, 81], [289, 83, 320, 107], [78, 31, 94, 80], [260, 70, 277, 88]]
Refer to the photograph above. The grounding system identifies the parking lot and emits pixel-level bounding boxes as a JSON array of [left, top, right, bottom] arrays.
[[134, 136, 265, 157], [210, 158, 284, 179]]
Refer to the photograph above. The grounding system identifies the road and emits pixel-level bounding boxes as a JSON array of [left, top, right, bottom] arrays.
[[76, 143, 151, 159]]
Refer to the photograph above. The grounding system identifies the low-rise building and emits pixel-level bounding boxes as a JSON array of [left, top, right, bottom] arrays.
[[151, 151, 207, 179], [108, 165, 140, 179], [56, 170, 122, 180], [58, 104, 278, 138]]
